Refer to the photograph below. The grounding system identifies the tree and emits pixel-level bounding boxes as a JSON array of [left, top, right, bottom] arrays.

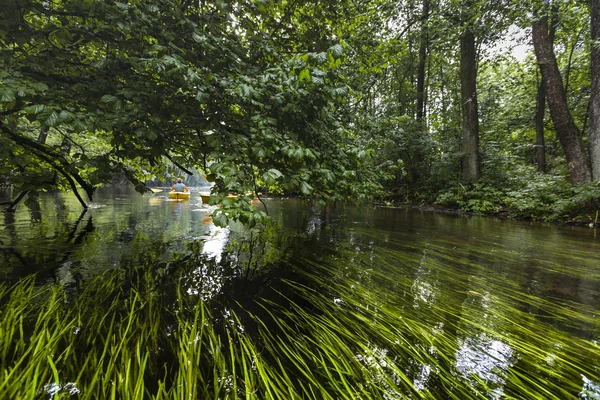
[[534, 6, 558, 173], [532, 8, 592, 183], [416, 0, 430, 122], [460, 1, 481, 182], [0, 0, 373, 222], [591, 0, 600, 180]]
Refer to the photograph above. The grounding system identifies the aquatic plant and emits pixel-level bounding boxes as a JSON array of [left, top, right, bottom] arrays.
[[1, 219, 599, 399]]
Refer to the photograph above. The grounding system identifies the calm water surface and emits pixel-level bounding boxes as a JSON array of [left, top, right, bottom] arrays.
[[1, 187, 599, 398]]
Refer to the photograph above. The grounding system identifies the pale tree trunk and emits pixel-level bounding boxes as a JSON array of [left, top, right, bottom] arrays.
[[460, 27, 480, 182], [591, 0, 600, 180], [535, 7, 558, 173], [532, 15, 591, 183]]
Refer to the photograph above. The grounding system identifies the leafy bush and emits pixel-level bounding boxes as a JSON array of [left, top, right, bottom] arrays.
[[435, 165, 600, 222]]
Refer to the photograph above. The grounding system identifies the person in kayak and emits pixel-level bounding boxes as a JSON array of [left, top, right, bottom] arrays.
[[171, 178, 189, 192]]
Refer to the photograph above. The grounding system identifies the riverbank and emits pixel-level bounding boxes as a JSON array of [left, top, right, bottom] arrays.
[[374, 176, 600, 228], [375, 201, 599, 228]]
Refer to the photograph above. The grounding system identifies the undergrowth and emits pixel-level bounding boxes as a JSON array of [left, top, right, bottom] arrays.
[[434, 166, 600, 222]]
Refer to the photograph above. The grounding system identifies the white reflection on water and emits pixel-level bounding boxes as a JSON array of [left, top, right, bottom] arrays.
[[202, 225, 229, 263], [580, 375, 600, 399], [186, 225, 230, 300], [43, 382, 80, 399], [412, 247, 439, 309], [412, 280, 436, 308], [455, 334, 514, 399], [354, 344, 410, 399], [305, 215, 322, 236], [413, 363, 431, 391]]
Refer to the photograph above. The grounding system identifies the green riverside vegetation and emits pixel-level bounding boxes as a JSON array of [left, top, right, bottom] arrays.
[[2, 0, 600, 223]]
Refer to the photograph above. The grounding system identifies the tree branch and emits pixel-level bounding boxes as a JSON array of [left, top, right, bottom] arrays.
[[0, 120, 96, 200], [165, 153, 193, 175], [5, 190, 29, 212]]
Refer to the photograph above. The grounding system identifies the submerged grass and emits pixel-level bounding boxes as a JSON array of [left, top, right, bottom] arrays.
[[1, 226, 599, 399]]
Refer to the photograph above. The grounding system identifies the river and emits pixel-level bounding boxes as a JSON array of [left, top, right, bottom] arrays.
[[1, 186, 599, 399]]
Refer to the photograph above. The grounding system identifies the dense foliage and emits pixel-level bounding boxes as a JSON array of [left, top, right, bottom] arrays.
[[1, 0, 600, 223]]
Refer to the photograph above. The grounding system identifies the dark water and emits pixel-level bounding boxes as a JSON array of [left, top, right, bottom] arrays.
[[1, 187, 600, 398]]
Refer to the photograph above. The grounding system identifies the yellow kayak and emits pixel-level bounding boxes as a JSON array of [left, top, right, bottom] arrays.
[[169, 191, 190, 200]]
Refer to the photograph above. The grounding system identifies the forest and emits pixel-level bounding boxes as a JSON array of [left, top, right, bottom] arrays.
[[2, 0, 600, 224], [2, 2, 600, 399]]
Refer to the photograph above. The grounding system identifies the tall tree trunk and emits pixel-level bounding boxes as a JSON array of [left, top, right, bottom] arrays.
[[416, 0, 429, 121], [532, 15, 592, 183], [460, 27, 481, 182], [591, 0, 600, 180], [406, 0, 430, 187], [535, 79, 547, 172], [535, 7, 558, 173]]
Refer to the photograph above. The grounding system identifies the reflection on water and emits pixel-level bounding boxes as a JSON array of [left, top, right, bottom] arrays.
[[0, 187, 218, 282], [581, 375, 600, 399], [201, 224, 229, 262], [1, 189, 600, 398], [455, 335, 513, 399]]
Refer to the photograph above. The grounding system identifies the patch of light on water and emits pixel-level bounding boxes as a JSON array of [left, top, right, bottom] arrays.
[[412, 247, 439, 309], [413, 364, 431, 391], [56, 261, 77, 287], [43, 382, 80, 399], [545, 342, 562, 367], [185, 226, 232, 300], [580, 375, 600, 400], [412, 280, 436, 308], [356, 343, 415, 399], [86, 204, 106, 209], [202, 225, 229, 263], [219, 308, 245, 334], [217, 374, 235, 396], [455, 334, 514, 399], [186, 264, 224, 300], [305, 215, 322, 236]]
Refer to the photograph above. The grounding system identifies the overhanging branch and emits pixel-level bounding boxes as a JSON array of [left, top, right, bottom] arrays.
[[0, 120, 96, 200], [165, 153, 193, 175]]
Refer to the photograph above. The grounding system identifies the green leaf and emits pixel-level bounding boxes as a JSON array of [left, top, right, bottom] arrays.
[[100, 95, 119, 104], [267, 168, 282, 179], [209, 162, 224, 173], [23, 105, 46, 114], [328, 44, 343, 59], [192, 32, 204, 43], [298, 69, 311, 82], [59, 110, 74, 122], [222, 197, 235, 207], [45, 111, 59, 126], [312, 52, 327, 63], [213, 211, 228, 227], [263, 168, 283, 184], [300, 181, 313, 195], [253, 147, 267, 158], [0, 89, 15, 103]]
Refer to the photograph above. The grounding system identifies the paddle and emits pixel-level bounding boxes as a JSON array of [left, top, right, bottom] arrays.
[[149, 188, 163, 193]]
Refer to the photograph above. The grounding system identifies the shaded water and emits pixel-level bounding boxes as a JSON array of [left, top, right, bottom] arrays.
[[1, 187, 599, 398]]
